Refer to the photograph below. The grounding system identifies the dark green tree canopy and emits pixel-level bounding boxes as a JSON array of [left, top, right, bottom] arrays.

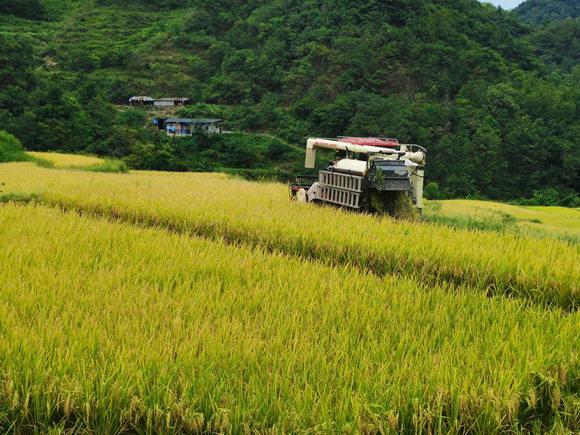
[[514, 0, 580, 25]]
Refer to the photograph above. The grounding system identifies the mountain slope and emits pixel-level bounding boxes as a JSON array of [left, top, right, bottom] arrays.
[[514, 0, 580, 25], [532, 17, 580, 71], [1, 0, 580, 200]]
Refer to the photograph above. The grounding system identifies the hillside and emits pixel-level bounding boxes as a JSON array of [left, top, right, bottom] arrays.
[[514, 0, 580, 25], [531, 16, 580, 72], [1, 0, 580, 200]]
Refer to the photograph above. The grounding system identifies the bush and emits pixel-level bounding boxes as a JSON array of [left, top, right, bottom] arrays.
[[74, 159, 129, 173], [423, 182, 454, 200], [0, 130, 29, 163], [0, 0, 44, 20], [118, 109, 146, 129], [510, 188, 578, 207], [68, 50, 100, 72], [223, 168, 292, 182], [107, 85, 139, 104], [266, 140, 290, 159]]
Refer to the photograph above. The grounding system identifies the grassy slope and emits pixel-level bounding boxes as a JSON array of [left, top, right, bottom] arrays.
[[424, 199, 580, 242], [39, 4, 205, 95], [0, 4, 205, 97]]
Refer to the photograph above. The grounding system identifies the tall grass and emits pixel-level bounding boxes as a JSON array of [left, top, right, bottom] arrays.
[[1, 203, 580, 434], [2, 163, 579, 310]]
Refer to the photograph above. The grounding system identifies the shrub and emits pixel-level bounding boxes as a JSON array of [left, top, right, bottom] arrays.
[[74, 159, 129, 173], [118, 109, 146, 129], [0, 130, 29, 163], [423, 182, 454, 200], [68, 50, 100, 72], [510, 188, 579, 207]]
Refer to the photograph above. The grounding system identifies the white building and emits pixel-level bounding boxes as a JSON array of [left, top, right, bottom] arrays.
[[161, 118, 222, 136]]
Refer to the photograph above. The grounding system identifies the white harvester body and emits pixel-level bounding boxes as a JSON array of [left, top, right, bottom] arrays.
[[291, 137, 426, 213]]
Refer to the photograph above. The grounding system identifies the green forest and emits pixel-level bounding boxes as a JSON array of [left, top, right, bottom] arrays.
[[1, 0, 580, 202], [514, 0, 580, 25]]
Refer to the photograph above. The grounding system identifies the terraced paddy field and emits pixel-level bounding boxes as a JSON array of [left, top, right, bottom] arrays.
[[423, 199, 580, 243], [1, 157, 580, 434], [26, 152, 106, 168]]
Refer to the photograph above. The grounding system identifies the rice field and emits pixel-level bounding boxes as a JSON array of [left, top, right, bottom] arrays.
[[1, 203, 580, 435], [27, 152, 105, 167], [2, 162, 579, 310], [423, 200, 580, 241], [1, 155, 580, 434]]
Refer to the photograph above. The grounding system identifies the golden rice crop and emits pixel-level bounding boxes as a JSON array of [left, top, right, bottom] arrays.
[[1, 162, 579, 309], [525, 206, 580, 218], [424, 199, 580, 239], [1, 203, 580, 434], [27, 152, 105, 167]]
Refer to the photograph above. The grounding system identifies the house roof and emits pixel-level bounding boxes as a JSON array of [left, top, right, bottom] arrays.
[[155, 97, 190, 102], [191, 118, 221, 123], [163, 118, 221, 127], [129, 96, 154, 102]]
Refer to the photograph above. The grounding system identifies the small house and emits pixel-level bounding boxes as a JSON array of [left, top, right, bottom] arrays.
[[160, 118, 222, 136], [128, 97, 190, 107], [154, 98, 190, 107], [129, 96, 154, 106]]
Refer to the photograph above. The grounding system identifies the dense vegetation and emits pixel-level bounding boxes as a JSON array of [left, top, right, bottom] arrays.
[[0, 131, 29, 163], [531, 17, 580, 72], [514, 0, 580, 25], [1, 0, 580, 200]]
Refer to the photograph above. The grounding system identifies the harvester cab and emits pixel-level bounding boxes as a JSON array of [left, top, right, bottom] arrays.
[[290, 137, 426, 216]]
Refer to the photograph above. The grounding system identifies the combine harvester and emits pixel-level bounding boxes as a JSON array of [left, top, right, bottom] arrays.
[[290, 137, 426, 217]]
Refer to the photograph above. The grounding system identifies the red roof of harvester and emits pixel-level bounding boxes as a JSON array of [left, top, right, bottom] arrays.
[[338, 137, 399, 147]]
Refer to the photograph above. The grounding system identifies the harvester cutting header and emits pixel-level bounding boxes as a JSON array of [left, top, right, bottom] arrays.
[[290, 137, 426, 216]]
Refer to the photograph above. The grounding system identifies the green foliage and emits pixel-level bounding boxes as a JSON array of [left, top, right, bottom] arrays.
[[532, 18, 580, 72], [69, 159, 129, 173], [124, 131, 300, 173], [514, 0, 580, 25], [510, 187, 579, 206], [117, 109, 146, 129], [223, 168, 291, 182], [0, 0, 578, 201], [0, 191, 42, 203], [95, 0, 186, 11], [0, 0, 43, 20], [0, 34, 36, 92], [67, 50, 100, 72], [423, 182, 454, 200], [0, 130, 29, 163]]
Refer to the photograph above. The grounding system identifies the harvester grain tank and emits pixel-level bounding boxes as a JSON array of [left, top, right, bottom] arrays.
[[290, 137, 426, 214]]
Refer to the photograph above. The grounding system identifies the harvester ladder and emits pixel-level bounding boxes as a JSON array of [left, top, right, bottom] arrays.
[[318, 171, 364, 209]]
